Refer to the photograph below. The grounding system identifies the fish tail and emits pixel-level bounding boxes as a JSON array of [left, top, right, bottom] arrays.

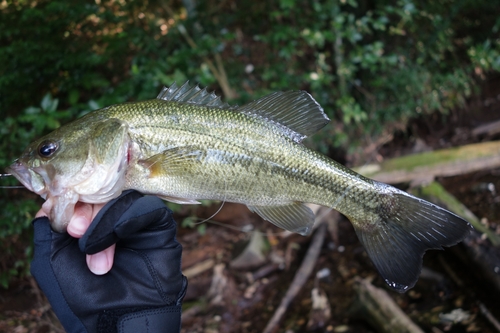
[[350, 182, 471, 292]]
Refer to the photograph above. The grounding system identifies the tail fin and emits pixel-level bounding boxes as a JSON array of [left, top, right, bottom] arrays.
[[353, 184, 471, 292]]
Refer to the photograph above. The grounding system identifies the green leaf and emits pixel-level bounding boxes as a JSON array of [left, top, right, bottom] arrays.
[[40, 93, 53, 112]]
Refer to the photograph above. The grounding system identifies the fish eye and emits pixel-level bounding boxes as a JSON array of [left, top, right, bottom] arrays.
[[37, 141, 58, 158]]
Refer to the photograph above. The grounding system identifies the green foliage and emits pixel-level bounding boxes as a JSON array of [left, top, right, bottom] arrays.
[[181, 216, 207, 236], [0, 92, 68, 287], [252, 0, 496, 150], [0, 0, 499, 286]]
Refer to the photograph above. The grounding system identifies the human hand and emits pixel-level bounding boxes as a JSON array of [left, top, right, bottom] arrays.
[[36, 201, 113, 275], [31, 190, 187, 333]]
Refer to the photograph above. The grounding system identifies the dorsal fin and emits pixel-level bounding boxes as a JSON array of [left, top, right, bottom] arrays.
[[157, 81, 230, 109], [157, 82, 330, 142], [237, 91, 330, 142]]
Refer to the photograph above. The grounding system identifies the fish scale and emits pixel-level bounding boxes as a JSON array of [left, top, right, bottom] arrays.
[[8, 81, 472, 292]]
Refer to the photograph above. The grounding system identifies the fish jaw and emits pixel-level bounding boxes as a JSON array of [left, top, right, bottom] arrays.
[[7, 160, 47, 196], [8, 158, 79, 232]]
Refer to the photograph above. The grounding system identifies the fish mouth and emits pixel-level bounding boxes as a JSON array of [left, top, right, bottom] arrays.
[[7, 160, 41, 194]]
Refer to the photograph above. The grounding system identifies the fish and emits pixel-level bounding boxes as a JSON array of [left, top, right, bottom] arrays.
[[8, 82, 471, 292]]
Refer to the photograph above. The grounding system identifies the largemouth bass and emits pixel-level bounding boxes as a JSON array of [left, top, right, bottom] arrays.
[[8, 82, 471, 291]]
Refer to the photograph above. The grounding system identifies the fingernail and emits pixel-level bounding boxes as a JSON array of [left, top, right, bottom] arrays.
[[68, 217, 87, 237], [87, 252, 111, 275]]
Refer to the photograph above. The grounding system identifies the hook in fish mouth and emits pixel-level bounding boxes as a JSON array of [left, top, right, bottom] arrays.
[[0, 173, 26, 189], [6, 161, 41, 193]]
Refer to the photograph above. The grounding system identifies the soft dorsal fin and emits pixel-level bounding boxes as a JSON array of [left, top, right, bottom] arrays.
[[237, 91, 330, 142], [157, 81, 230, 109], [158, 82, 330, 142]]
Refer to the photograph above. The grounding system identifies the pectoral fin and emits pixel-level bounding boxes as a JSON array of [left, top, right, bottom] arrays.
[[248, 202, 315, 236], [139, 147, 205, 205], [139, 146, 203, 178]]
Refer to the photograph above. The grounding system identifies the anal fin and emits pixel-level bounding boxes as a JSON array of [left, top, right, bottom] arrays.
[[248, 202, 315, 236]]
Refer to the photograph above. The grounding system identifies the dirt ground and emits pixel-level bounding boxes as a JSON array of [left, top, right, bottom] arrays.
[[1, 77, 500, 333]]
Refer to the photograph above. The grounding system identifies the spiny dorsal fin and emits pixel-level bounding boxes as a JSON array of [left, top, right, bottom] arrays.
[[158, 82, 330, 142], [157, 81, 230, 109], [237, 91, 330, 142]]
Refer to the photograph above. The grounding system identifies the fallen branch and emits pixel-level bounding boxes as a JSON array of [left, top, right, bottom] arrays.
[[183, 258, 215, 279], [356, 141, 500, 185], [352, 278, 425, 333], [479, 302, 500, 332], [262, 221, 327, 333]]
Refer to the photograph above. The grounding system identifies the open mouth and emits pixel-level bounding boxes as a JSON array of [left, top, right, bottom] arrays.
[[7, 160, 33, 191], [7, 160, 43, 194]]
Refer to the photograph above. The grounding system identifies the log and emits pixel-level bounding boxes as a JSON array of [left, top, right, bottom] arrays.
[[355, 141, 500, 184], [472, 119, 500, 137]]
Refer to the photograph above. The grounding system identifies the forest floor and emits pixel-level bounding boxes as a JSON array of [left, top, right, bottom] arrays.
[[1, 77, 500, 333]]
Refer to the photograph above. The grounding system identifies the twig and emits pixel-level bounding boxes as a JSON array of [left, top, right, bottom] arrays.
[[183, 258, 215, 279], [262, 222, 327, 333], [214, 53, 236, 99], [479, 302, 500, 332]]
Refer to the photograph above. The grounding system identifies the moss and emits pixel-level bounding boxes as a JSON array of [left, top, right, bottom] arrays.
[[381, 142, 500, 173]]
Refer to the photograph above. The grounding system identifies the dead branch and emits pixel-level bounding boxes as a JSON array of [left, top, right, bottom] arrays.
[[479, 302, 500, 332], [183, 258, 215, 279], [262, 222, 328, 333]]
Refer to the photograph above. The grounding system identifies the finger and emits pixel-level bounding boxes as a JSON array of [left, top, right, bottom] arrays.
[[86, 244, 116, 275], [35, 208, 47, 218], [67, 202, 93, 238], [86, 202, 113, 274]]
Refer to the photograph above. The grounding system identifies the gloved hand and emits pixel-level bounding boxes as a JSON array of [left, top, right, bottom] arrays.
[[31, 190, 187, 333]]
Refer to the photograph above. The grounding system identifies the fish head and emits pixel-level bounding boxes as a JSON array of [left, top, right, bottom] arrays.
[[8, 117, 130, 232]]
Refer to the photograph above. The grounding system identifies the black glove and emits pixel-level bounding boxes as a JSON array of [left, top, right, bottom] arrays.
[[31, 190, 187, 333]]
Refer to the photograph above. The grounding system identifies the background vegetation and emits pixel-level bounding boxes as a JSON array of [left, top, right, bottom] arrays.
[[0, 0, 499, 286]]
